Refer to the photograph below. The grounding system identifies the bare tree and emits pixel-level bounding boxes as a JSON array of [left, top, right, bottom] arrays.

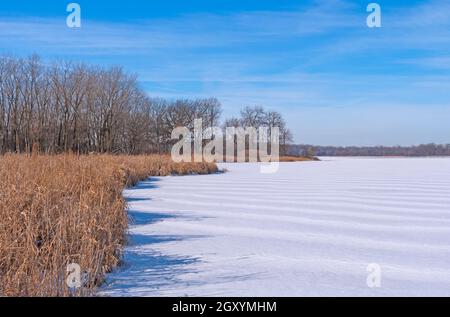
[[225, 106, 293, 155], [0, 55, 301, 157]]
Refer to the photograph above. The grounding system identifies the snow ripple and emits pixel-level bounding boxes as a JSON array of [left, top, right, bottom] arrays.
[[102, 157, 450, 296]]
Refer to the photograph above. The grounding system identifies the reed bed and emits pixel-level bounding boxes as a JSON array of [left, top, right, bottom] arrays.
[[279, 156, 320, 162], [0, 154, 217, 297]]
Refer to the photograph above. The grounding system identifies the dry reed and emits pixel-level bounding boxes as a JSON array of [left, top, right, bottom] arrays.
[[0, 154, 217, 297]]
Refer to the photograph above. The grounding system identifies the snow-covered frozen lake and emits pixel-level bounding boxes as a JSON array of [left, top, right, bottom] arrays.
[[101, 157, 450, 296]]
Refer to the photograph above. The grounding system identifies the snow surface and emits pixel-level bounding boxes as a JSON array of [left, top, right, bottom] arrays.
[[101, 157, 450, 296]]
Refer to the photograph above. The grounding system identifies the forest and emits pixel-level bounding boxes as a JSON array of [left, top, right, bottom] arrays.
[[0, 55, 292, 155]]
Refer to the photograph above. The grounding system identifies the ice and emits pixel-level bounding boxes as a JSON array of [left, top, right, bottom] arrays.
[[101, 157, 450, 296]]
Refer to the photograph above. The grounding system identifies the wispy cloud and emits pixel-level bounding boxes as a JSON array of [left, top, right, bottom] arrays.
[[0, 3, 356, 54]]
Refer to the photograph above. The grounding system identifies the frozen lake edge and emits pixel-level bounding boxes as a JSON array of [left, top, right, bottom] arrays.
[[101, 157, 450, 297]]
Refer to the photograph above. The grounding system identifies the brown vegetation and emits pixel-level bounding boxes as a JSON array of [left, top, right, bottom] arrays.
[[279, 156, 320, 162], [0, 154, 217, 297]]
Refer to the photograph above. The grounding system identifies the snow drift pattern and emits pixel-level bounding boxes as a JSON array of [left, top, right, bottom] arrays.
[[103, 158, 450, 296]]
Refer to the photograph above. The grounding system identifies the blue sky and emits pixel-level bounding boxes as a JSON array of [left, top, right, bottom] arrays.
[[1, 0, 450, 146]]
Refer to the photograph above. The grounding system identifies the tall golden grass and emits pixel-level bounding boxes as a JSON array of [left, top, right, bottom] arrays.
[[0, 154, 217, 297], [279, 156, 320, 162]]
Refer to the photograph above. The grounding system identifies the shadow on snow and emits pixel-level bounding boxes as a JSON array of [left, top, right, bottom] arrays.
[[102, 177, 208, 295]]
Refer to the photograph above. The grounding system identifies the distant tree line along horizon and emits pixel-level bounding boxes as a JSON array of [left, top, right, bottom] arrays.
[[288, 144, 450, 157], [0, 55, 292, 155]]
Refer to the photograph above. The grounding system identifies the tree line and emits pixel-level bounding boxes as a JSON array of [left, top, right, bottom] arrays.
[[224, 106, 293, 155], [0, 55, 292, 155], [288, 144, 450, 157]]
